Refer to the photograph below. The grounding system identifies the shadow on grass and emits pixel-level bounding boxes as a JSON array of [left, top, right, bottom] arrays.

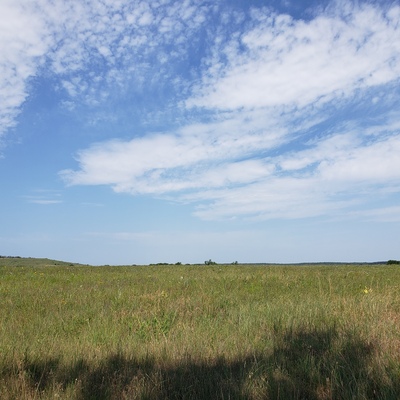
[[268, 325, 385, 399], [2, 327, 399, 399]]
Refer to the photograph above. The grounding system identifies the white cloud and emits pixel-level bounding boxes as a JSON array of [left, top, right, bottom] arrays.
[[0, 0, 53, 136], [187, 3, 400, 111], [3, 1, 400, 223], [60, 109, 292, 194], [351, 206, 400, 222], [28, 199, 63, 205], [0, 0, 211, 138], [61, 113, 400, 221], [318, 134, 400, 183], [22, 189, 63, 205], [192, 135, 400, 221], [60, 3, 400, 221]]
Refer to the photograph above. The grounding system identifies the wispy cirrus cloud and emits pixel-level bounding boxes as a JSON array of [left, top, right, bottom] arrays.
[[60, 108, 297, 194], [0, 0, 53, 136], [27, 199, 63, 205], [61, 109, 400, 220], [23, 191, 63, 205], [61, 2, 400, 221], [3, 1, 399, 222], [47, 0, 210, 106], [0, 0, 211, 138], [351, 206, 400, 223], [187, 3, 400, 111], [190, 122, 400, 220]]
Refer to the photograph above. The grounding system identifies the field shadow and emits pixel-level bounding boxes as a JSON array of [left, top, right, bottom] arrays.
[[268, 325, 379, 399], [2, 327, 399, 399]]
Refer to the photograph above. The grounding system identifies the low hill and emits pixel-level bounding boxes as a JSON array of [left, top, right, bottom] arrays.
[[0, 256, 81, 267]]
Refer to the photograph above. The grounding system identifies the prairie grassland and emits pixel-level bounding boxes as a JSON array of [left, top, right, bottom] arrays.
[[0, 259, 399, 399]]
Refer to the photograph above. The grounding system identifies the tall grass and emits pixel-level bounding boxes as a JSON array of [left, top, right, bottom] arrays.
[[0, 259, 399, 399]]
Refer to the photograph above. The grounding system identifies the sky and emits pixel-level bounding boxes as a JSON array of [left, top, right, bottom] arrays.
[[1, 0, 400, 265]]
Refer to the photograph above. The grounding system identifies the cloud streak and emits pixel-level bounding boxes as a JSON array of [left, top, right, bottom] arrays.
[[60, 2, 400, 221], [0, 0, 211, 137], [0, 0, 53, 136], [2, 1, 400, 222], [187, 3, 400, 110]]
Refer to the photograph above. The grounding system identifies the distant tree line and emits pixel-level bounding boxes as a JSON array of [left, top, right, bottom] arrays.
[[0, 255, 21, 258], [387, 259, 400, 265], [149, 262, 183, 266]]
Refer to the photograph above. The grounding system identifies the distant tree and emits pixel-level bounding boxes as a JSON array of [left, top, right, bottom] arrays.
[[204, 259, 217, 265], [175, 262, 182, 265], [149, 262, 169, 266], [387, 259, 400, 265], [232, 261, 238, 265]]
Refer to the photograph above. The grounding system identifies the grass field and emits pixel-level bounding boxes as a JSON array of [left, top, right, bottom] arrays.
[[0, 258, 399, 399]]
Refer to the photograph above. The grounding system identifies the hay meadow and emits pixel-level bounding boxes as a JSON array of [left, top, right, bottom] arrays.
[[0, 258, 399, 399]]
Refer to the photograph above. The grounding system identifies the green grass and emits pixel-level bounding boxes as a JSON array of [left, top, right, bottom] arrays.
[[0, 258, 399, 399]]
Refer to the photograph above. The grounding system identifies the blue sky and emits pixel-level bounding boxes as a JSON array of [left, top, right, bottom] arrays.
[[1, 0, 400, 265]]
